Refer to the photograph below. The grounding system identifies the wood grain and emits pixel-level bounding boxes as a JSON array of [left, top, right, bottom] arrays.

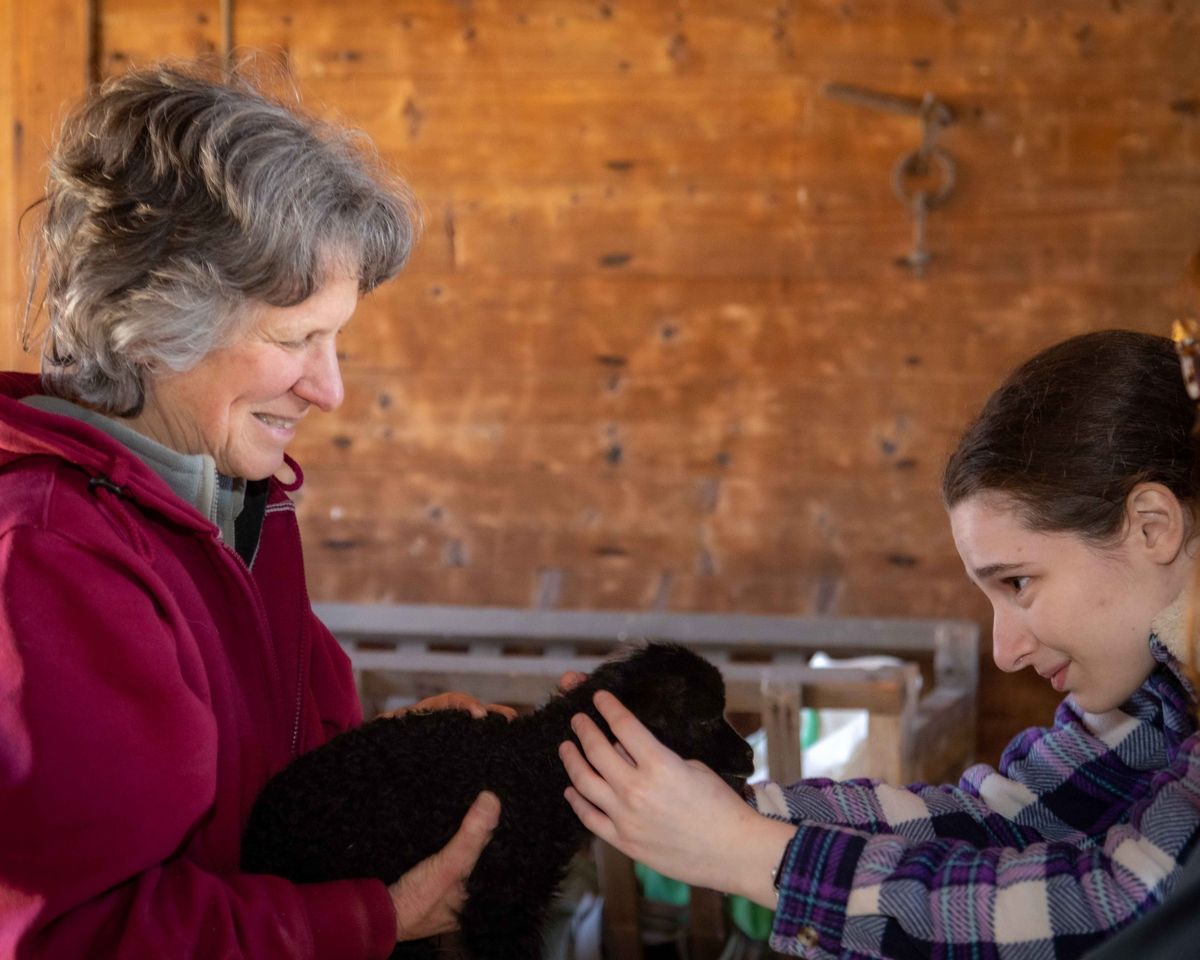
[[0, 0, 90, 372], [9, 0, 1200, 760]]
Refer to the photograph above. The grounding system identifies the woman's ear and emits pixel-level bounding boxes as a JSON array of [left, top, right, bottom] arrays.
[[1123, 482, 1187, 563]]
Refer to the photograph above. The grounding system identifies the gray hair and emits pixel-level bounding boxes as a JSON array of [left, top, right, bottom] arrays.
[[24, 61, 419, 416]]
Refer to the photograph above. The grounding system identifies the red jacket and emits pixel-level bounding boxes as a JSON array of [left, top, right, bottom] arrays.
[[0, 373, 397, 959]]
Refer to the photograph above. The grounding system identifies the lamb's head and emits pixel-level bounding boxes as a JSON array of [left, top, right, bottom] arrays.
[[577, 643, 755, 791]]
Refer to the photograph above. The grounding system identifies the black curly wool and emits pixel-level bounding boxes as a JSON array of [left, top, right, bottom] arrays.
[[241, 642, 754, 960]]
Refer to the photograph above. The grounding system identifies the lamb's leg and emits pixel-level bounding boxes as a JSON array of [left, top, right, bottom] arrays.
[[387, 936, 440, 960], [459, 900, 549, 960]]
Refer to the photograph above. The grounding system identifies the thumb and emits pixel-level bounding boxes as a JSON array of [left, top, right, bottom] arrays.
[[435, 791, 501, 879]]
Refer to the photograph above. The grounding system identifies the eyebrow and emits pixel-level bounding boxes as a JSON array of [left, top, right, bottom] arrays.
[[973, 562, 1025, 581]]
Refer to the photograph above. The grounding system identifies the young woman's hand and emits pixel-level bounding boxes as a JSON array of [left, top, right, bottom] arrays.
[[378, 692, 517, 721], [558, 690, 794, 906], [387, 791, 501, 942]]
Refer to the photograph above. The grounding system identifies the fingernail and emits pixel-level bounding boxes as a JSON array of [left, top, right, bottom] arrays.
[[478, 791, 501, 817]]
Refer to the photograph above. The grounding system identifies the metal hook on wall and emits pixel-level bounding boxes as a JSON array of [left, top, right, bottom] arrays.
[[823, 84, 957, 278]]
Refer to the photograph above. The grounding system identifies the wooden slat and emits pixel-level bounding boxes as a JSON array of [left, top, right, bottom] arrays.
[[274, 78, 1200, 192], [346, 648, 918, 714], [234, 1, 1199, 84], [762, 677, 804, 784], [593, 840, 643, 960], [911, 686, 978, 784], [316, 600, 976, 652], [1, 0, 90, 373], [394, 181, 1199, 282], [95, 0, 222, 76], [342, 276, 1184, 378], [0, 0, 14, 373], [287, 370, 976, 478], [308, 559, 979, 619], [687, 887, 727, 960]]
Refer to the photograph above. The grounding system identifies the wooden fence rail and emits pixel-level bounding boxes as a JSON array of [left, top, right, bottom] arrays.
[[315, 603, 979, 959]]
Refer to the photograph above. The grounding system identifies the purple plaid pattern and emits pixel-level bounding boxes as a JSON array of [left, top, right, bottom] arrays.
[[753, 639, 1200, 958]]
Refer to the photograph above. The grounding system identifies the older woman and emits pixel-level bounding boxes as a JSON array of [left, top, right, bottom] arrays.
[[0, 64, 500, 958]]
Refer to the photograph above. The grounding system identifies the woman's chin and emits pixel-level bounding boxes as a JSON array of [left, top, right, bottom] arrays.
[[1072, 690, 1125, 716], [220, 451, 286, 482]]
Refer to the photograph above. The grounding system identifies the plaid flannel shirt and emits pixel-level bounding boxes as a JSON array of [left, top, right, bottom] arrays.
[[751, 637, 1200, 959]]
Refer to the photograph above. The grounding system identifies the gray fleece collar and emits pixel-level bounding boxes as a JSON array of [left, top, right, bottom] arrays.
[[21, 394, 244, 545]]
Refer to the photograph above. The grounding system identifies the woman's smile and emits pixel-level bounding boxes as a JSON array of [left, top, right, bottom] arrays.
[[252, 411, 303, 437]]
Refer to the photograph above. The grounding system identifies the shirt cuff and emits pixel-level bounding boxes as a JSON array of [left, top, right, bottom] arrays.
[[770, 823, 867, 957], [293, 878, 397, 959]]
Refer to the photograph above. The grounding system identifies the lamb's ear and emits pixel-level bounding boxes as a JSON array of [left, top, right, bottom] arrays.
[[621, 673, 688, 730]]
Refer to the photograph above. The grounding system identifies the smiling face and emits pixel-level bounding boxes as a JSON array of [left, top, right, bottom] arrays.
[[129, 275, 359, 480], [949, 491, 1190, 714]]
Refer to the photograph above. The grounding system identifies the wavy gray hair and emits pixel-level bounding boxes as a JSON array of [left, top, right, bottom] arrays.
[[24, 62, 419, 416]]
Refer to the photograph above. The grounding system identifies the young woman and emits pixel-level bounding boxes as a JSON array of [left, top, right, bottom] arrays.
[[560, 329, 1200, 959]]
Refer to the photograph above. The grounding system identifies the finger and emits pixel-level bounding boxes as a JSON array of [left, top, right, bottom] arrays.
[[435, 693, 491, 719], [436, 791, 501, 877], [563, 785, 620, 845], [390, 867, 462, 940], [558, 671, 587, 692], [558, 739, 620, 811], [486, 702, 518, 721], [440, 692, 487, 718], [402, 692, 471, 716], [592, 690, 669, 764], [570, 712, 640, 784]]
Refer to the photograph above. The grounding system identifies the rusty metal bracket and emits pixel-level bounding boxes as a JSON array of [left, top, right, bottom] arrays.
[[823, 83, 958, 278]]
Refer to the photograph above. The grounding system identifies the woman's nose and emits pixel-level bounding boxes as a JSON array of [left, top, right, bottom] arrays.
[[992, 606, 1034, 673], [296, 340, 345, 412]]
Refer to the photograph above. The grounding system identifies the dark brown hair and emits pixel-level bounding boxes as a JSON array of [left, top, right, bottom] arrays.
[[943, 330, 1198, 542]]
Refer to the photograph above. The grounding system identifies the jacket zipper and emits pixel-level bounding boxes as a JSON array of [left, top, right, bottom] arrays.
[[216, 534, 293, 755], [209, 470, 300, 756]]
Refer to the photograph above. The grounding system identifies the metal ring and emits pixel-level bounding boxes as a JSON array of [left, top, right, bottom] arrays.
[[891, 146, 956, 209]]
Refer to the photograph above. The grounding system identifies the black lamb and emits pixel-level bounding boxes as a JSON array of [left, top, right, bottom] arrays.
[[241, 642, 755, 960]]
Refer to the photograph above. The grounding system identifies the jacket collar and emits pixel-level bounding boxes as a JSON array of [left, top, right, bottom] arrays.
[[0, 372, 296, 532]]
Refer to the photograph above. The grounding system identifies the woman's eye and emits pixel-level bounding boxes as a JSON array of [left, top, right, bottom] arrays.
[[1003, 576, 1030, 594]]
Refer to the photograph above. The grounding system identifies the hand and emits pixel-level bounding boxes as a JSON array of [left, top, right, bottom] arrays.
[[387, 790, 501, 942], [558, 690, 794, 906], [378, 691, 517, 721], [558, 671, 587, 693]]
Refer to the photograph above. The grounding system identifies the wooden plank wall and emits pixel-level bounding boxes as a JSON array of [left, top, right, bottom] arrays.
[[5, 1, 1200, 762], [0, 2, 91, 372]]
